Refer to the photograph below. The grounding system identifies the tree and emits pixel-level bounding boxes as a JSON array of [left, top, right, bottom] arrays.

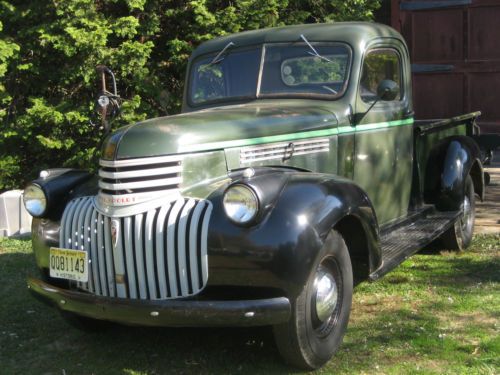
[[0, 0, 380, 190]]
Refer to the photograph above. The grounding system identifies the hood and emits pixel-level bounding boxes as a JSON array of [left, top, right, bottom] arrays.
[[104, 101, 342, 160]]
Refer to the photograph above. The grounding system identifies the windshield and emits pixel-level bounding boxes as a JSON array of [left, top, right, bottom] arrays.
[[189, 43, 351, 106]]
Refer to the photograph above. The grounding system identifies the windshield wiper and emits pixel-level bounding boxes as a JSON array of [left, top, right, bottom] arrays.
[[300, 34, 331, 62], [204, 41, 235, 69]]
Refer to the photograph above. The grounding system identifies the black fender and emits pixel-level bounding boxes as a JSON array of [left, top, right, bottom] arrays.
[[29, 169, 95, 221], [424, 136, 483, 211], [206, 168, 380, 298]]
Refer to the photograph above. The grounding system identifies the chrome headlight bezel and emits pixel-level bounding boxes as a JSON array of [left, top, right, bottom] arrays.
[[223, 183, 259, 225], [23, 184, 48, 217]]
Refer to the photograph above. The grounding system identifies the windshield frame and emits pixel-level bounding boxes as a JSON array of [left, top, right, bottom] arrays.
[[187, 41, 353, 108]]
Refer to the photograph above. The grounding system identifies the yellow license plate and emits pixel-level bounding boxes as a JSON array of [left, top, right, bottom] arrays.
[[49, 248, 88, 282]]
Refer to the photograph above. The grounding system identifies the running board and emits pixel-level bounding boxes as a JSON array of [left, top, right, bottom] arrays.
[[369, 210, 461, 281]]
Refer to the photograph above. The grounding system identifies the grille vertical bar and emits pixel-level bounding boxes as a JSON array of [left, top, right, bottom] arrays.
[[144, 209, 158, 299], [166, 199, 185, 298], [96, 213, 108, 296], [103, 216, 116, 297], [112, 217, 127, 298], [123, 217, 137, 299], [134, 213, 147, 299], [59, 196, 212, 300], [188, 202, 205, 292], [155, 204, 170, 299], [90, 210, 101, 295], [177, 199, 196, 296], [200, 203, 212, 285], [82, 200, 94, 293]]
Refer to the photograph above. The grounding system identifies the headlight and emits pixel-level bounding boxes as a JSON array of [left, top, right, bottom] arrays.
[[23, 184, 47, 217], [223, 184, 259, 224]]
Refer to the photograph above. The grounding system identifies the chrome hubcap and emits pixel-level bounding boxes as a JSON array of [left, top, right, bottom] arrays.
[[314, 266, 338, 323], [462, 195, 473, 233]]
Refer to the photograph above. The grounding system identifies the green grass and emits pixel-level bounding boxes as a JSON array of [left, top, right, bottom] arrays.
[[1, 235, 498, 375]]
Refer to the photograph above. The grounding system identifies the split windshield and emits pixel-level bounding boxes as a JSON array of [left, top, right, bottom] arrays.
[[189, 43, 351, 106]]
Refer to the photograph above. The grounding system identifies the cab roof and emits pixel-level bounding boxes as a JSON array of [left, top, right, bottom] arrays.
[[190, 22, 405, 60]]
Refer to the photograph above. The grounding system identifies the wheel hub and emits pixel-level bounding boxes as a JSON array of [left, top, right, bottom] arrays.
[[462, 195, 473, 232], [314, 266, 338, 323]]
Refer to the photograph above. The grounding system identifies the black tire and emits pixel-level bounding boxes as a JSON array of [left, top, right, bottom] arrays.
[[60, 311, 110, 332], [273, 230, 353, 370], [441, 175, 475, 250]]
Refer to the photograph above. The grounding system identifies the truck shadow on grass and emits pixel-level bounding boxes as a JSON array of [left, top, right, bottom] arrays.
[[0, 251, 292, 374]]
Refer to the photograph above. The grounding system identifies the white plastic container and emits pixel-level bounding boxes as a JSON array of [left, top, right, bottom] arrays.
[[0, 190, 32, 238]]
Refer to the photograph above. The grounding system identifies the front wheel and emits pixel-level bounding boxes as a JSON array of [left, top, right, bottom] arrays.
[[441, 175, 475, 250], [273, 230, 353, 370]]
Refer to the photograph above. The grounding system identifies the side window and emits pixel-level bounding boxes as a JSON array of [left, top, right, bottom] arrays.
[[360, 49, 402, 103]]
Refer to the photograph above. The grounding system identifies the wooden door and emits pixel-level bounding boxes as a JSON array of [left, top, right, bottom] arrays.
[[392, 0, 500, 134]]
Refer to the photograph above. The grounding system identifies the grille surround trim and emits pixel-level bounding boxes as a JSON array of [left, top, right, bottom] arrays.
[[98, 155, 185, 212]]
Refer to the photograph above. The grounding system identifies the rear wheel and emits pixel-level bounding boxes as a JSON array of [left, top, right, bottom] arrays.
[[273, 230, 353, 370], [441, 175, 475, 250]]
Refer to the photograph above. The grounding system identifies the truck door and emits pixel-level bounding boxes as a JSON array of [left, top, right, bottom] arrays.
[[353, 45, 414, 226]]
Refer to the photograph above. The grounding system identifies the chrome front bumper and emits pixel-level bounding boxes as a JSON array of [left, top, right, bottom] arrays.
[[27, 277, 291, 327]]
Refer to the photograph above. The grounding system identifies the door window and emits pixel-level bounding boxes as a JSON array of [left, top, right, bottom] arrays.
[[360, 49, 402, 102]]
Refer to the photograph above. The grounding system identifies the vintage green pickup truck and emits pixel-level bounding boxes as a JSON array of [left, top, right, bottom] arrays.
[[24, 22, 484, 369]]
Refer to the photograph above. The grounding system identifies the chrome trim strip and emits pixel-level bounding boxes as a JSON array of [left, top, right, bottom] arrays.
[[240, 138, 330, 164], [99, 165, 182, 179], [98, 176, 182, 191], [100, 154, 184, 168], [241, 138, 330, 152], [242, 143, 329, 157], [94, 191, 181, 218]]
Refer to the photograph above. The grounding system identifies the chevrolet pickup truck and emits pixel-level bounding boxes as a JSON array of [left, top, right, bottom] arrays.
[[24, 22, 484, 369]]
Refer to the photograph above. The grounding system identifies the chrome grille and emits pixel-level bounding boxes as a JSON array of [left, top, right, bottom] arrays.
[[240, 138, 330, 164], [60, 196, 212, 300], [99, 154, 183, 197]]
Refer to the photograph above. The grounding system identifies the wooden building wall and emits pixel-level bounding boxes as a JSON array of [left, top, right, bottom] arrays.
[[388, 0, 500, 134]]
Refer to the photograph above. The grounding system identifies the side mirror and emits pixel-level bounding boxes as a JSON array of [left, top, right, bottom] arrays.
[[377, 79, 399, 101]]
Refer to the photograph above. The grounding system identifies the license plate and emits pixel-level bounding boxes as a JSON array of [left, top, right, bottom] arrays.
[[49, 247, 88, 282]]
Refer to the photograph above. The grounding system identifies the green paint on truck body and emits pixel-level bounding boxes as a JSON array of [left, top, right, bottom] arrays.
[[101, 22, 479, 226]]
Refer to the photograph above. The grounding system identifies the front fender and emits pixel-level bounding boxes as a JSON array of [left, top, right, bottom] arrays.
[[207, 170, 380, 298], [28, 169, 96, 221]]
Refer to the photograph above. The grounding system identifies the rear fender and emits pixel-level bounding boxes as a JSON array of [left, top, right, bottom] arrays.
[[428, 136, 484, 210]]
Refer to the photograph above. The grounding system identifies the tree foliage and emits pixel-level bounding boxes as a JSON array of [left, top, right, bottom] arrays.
[[0, 0, 380, 190]]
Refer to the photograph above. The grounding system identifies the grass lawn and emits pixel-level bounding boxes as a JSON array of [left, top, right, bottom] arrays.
[[0, 234, 498, 375]]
